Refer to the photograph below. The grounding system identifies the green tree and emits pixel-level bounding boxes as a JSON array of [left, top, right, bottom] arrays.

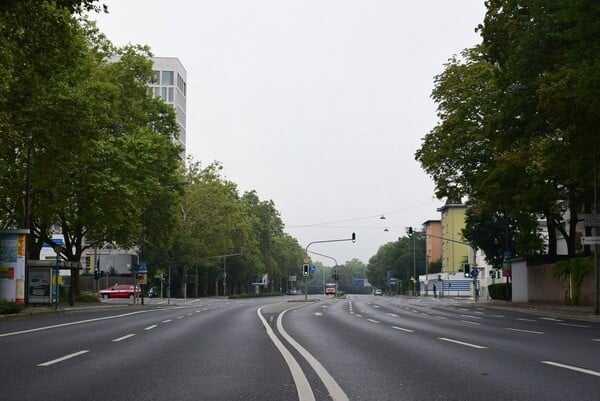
[[417, 1, 600, 258], [553, 257, 594, 305], [367, 233, 425, 291]]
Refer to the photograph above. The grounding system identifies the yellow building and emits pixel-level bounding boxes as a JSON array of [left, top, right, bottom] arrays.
[[437, 201, 468, 273]]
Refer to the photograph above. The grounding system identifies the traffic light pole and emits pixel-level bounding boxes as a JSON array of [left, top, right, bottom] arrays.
[[308, 250, 338, 297], [304, 233, 355, 300]]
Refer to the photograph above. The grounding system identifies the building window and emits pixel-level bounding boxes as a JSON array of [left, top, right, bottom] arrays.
[[161, 87, 167, 101], [168, 87, 174, 102], [153, 70, 160, 84], [161, 71, 174, 85]]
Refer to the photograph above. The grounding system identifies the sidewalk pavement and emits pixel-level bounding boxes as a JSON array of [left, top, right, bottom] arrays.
[[478, 299, 600, 323]]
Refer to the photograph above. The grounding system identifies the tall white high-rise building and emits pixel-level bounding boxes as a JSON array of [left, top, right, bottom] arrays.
[[149, 57, 187, 160]]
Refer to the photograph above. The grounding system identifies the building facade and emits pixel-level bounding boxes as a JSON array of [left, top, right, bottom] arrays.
[[149, 57, 187, 160], [422, 219, 442, 270], [437, 201, 469, 273]]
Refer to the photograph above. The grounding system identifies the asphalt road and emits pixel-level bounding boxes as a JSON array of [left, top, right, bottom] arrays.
[[0, 295, 598, 401]]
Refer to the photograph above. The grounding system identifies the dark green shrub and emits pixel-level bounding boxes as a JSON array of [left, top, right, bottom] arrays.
[[0, 299, 25, 315], [488, 283, 511, 301]]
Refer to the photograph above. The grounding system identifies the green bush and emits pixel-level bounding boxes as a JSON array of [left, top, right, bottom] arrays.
[[76, 292, 101, 303], [0, 299, 25, 315], [488, 283, 511, 301]]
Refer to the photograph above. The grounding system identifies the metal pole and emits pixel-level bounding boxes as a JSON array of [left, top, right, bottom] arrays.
[[223, 257, 227, 297], [167, 266, 171, 305], [594, 142, 599, 315], [413, 233, 416, 296]]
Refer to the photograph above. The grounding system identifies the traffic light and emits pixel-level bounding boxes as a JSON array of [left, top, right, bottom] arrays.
[[302, 264, 309, 276], [407, 227, 413, 238], [351, 232, 356, 243], [463, 263, 471, 277]]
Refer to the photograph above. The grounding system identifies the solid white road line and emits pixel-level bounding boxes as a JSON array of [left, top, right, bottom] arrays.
[[277, 308, 349, 401], [541, 361, 600, 377], [38, 350, 89, 367], [505, 328, 545, 335], [113, 334, 136, 342], [257, 306, 315, 401], [438, 337, 488, 349]]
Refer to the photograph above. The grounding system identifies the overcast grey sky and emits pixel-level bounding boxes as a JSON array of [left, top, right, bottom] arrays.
[[91, 1, 486, 265]]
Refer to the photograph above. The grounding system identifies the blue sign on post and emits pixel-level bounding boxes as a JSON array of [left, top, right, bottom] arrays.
[[309, 264, 316, 273], [352, 279, 364, 288], [472, 268, 479, 277]]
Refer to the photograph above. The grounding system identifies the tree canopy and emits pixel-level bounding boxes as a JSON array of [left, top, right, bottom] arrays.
[[416, 0, 600, 259]]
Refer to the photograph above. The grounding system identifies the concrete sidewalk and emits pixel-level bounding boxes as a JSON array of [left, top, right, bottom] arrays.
[[478, 299, 600, 323]]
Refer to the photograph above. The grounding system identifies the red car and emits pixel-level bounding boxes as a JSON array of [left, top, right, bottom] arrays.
[[100, 284, 141, 299]]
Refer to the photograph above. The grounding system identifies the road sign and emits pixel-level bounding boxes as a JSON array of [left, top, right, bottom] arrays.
[[304, 257, 311, 264], [289, 275, 297, 282], [582, 236, 600, 245], [584, 214, 600, 227]]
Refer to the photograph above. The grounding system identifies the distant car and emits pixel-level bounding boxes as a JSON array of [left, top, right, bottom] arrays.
[[286, 289, 299, 295], [148, 287, 158, 298], [374, 289, 383, 296], [100, 284, 141, 299]]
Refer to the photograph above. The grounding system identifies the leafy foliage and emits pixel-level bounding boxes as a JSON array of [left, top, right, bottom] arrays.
[[417, 1, 600, 258], [552, 257, 594, 305], [367, 232, 426, 289]]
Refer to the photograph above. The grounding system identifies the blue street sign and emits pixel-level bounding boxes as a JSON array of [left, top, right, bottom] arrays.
[[352, 279, 365, 288], [472, 268, 479, 277], [309, 264, 316, 272]]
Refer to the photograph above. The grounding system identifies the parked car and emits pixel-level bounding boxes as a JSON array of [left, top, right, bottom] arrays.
[[148, 287, 158, 298], [374, 289, 383, 296], [99, 284, 141, 299]]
